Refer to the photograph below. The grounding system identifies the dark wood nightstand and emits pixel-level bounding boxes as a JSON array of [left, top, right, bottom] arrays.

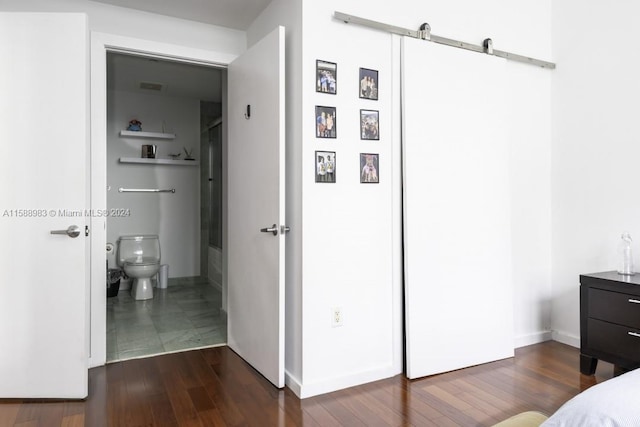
[[580, 271, 640, 375]]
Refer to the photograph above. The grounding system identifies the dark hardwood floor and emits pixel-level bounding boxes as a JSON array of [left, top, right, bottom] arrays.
[[0, 341, 615, 426]]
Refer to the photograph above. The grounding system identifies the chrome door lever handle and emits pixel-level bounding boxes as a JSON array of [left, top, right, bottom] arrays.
[[260, 224, 278, 236], [50, 225, 81, 238], [281, 225, 290, 234]]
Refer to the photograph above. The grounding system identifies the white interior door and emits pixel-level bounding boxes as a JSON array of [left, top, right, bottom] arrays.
[[227, 26, 285, 388], [0, 13, 88, 398], [402, 37, 514, 379]]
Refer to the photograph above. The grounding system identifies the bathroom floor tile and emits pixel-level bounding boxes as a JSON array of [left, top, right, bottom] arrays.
[[167, 290, 204, 301], [114, 312, 154, 327], [151, 312, 194, 334], [197, 325, 227, 345], [111, 303, 148, 319], [116, 325, 159, 345], [159, 329, 203, 352], [186, 311, 221, 328], [106, 348, 119, 362], [144, 300, 183, 316], [106, 277, 226, 363], [177, 300, 218, 312], [118, 345, 166, 360], [118, 335, 163, 353]]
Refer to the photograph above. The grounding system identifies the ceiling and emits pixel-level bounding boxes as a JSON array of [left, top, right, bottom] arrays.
[[92, 0, 272, 30], [107, 53, 223, 102], [103, 0, 273, 102]]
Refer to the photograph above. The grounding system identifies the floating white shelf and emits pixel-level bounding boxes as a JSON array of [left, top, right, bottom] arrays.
[[119, 157, 199, 166], [119, 130, 176, 139]]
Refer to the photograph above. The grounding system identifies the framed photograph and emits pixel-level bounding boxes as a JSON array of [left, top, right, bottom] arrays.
[[315, 151, 336, 183], [360, 109, 379, 140], [359, 68, 378, 100], [360, 153, 379, 183], [316, 106, 337, 138], [316, 60, 337, 94]]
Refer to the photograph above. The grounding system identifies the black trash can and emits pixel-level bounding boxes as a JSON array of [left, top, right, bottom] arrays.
[[107, 268, 123, 298]]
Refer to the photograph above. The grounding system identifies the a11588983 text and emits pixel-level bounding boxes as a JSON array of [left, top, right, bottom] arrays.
[[2, 209, 131, 218]]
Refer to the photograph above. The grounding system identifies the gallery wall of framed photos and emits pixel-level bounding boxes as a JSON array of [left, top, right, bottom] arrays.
[[314, 60, 381, 185]]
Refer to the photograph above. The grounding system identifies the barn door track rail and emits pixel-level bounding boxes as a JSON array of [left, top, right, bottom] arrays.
[[334, 11, 555, 70]]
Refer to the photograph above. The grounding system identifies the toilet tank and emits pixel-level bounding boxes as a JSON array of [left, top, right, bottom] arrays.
[[117, 235, 160, 265]]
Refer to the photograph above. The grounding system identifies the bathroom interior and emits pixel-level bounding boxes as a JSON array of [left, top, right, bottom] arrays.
[[105, 52, 226, 362]]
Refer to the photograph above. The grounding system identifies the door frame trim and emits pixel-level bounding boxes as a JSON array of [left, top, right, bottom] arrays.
[[89, 32, 237, 367]]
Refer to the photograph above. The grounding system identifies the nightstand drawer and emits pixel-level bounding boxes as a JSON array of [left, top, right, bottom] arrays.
[[587, 318, 640, 362], [588, 287, 640, 329]]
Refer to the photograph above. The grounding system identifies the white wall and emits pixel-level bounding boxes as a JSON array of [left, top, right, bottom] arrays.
[[306, 0, 552, 397], [0, 0, 245, 54], [249, 0, 553, 398], [106, 90, 200, 278], [301, 2, 399, 397], [508, 59, 553, 347], [550, 0, 640, 346]]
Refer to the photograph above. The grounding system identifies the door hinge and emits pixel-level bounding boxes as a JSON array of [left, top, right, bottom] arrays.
[[85, 226, 90, 237]]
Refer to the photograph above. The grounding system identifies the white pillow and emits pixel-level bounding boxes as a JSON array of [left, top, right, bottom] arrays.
[[542, 368, 640, 427]]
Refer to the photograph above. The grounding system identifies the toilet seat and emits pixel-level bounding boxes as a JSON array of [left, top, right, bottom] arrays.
[[124, 257, 159, 267]]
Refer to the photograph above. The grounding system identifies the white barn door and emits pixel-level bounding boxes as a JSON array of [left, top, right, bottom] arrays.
[[402, 37, 514, 379]]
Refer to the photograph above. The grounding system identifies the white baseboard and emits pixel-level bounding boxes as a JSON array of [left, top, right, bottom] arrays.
[[284, 332, 577, 399], [285, 370, 302, 397], [515, 330, 552, 348], [551, 330, 580, 348], [288, 365, 399, 399]]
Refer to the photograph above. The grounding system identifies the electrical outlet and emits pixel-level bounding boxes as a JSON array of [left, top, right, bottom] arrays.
[[331, 307, 343, 327]]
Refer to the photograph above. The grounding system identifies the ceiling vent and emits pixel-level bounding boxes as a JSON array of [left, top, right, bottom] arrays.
[[138, 81, 165, 91]]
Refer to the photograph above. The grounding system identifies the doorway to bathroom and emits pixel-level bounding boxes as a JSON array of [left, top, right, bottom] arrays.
[[105, 52, 227, 362]]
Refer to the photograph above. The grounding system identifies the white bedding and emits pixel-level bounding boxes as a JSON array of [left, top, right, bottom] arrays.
[[542, 368, 640, 426]]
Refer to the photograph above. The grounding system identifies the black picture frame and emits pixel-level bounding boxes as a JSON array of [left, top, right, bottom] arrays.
[[360, 109, 379, 140], [316, 106, 337, 138], [315, 151, 336, 183], [360, 153, 379, 183], [359, 68, 378, 100], [316, 60, 337, 94]]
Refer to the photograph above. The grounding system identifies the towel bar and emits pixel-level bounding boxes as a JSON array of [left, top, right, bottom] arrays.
[[118, 188, 175, 193]]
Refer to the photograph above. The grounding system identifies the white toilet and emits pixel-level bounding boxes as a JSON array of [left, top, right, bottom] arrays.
[[117, 235, 161, 301]]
